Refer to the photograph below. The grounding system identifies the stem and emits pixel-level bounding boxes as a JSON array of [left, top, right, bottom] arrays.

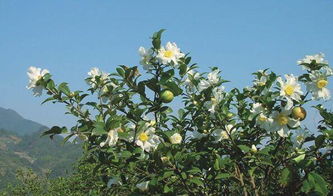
[[249, 172, 259, 196], [174, 164, 195, 195], [46, 87, 91, 122], [235, 164, 248, 196]]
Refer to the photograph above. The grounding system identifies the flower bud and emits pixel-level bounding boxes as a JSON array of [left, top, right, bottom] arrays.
[[251, 145, 258, 153], [169, 133, 182, 144]]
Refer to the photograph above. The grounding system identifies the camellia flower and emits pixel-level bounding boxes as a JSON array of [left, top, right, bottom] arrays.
[[205, 86, 225, 113], [212, 124, 234, 142], [277, 74, 303, 109], [27, 66, 50, 96], [100, 128, 122, 147], [87, 67, 109, 88], [135, 127, 160, 152], [297, 53, 328, 70], [271, 108, 300, 137], [198, 69, 220, 92], [136, 181, 149, 191], [138, 46, 154, 70], [169, 133, 182, 144], [250, 103, 273, 131], [306, 70, 331, 100], [156, 42, 184, 66], [184, 69, 200, 91]]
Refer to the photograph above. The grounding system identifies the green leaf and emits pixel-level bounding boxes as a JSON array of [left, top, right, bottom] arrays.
[[116, 67, 125, 77], [179, 63, 187, 76], [189, 177, 204, 186], [152, 29, 165, 49], [309, 172, 329, 195], [163, 185, 172, 193], [41, 126, 67, 139], [120, 151, 132, 159], [237, 145, 250, 153], [162, 171, 174, 179], [164, 81, 182, 96], [160, 69, 174, 84], [92, 122, 106, 135], [42, 96, 56, 104], [145, 78, 159, 92], [279, 168, 291, 186], [293, 154, 305, 163], [58, 82, 71, 96], [215, 173, 231, 180], [315, 135, 325, 148]]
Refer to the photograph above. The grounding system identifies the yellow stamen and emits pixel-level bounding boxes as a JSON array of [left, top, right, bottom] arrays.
[[284, 85, 295, 96], [211, 97, 217, 104], [296, 135, 304, 142], [139, 132, 149, 142], [317, 79, 328, 89], [258, 82, 266, 86], [163, 50, 173, 58], [277, 114, 289, 126], [221, 131, 229, 139], [258, 115, 267, 122]]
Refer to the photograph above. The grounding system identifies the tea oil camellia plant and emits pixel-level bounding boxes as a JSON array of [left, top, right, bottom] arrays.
[[27, 30, 333, 195]]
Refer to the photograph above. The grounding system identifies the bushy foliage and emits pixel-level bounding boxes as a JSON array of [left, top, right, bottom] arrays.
[[1, 158, 107, 196], [26, 30, 333, 195]]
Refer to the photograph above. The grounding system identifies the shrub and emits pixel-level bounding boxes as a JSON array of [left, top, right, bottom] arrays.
[[26, 30, 333, 195]]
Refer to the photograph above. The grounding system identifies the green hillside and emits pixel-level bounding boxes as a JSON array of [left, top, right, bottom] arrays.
[[0, 108, 82, 190]]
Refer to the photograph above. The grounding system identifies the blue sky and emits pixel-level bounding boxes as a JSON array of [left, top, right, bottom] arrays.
[[0, 0, 333, 128]]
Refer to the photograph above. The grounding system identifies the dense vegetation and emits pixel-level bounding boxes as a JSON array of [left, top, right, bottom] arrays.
[[0, 129, 81, 190], [4, 30, 333, 195]]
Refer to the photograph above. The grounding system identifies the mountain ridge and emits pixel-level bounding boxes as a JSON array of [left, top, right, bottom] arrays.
[[0, 106, 46, 136]]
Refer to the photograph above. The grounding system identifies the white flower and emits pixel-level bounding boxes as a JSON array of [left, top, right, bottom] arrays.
[[207, 69, 220, 85], [256, 113, 273, 131], [250, 103, 265, 115], [27, 66, 50, 96], [156, 42, 184, 66], [136, 181, 149, 191], [139, 47, 154, 70], [297, 53, 328, 70], [306, 70, 331, 100], [198, 79, 211, 92], [271, 108, 300, 137], [135, 127, 160, 152], [100, 128, 121, 147], [277, 74, 303, 109], [250, 103, 273, 131], [291, 130, 311, 148], [184, 69, 200, 91], [198, 69, 220, 92], [204, 86, 225, 113], [169, 133, 182, 144], [87, 67, 109, 88], [212, 124, 233, 142]]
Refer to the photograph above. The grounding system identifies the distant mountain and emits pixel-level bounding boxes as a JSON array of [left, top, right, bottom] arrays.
[[0, 107, 45, 136], [0, 107, 82, 190]]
